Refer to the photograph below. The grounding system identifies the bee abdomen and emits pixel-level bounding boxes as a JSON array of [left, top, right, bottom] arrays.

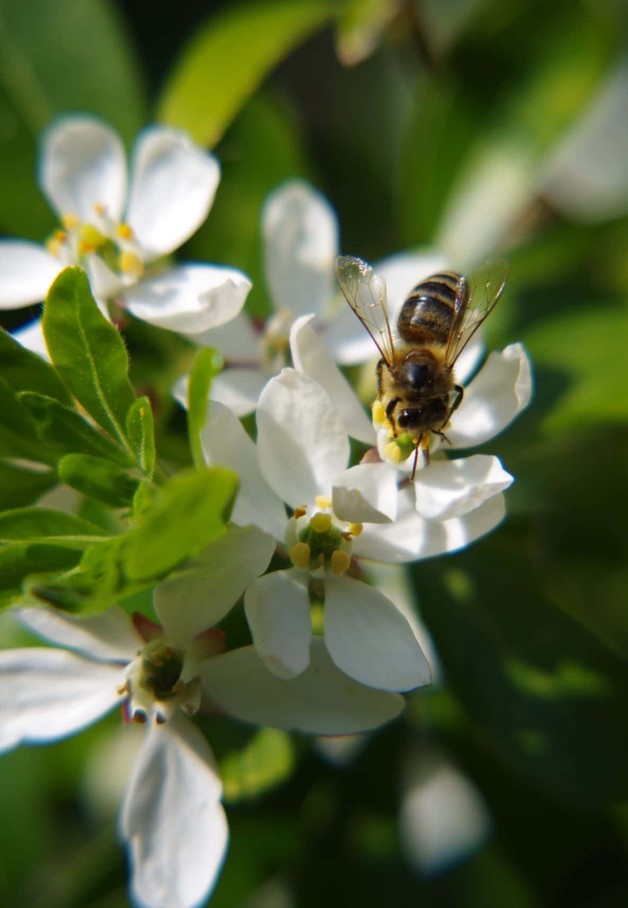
[[397, 272, 464, 346]]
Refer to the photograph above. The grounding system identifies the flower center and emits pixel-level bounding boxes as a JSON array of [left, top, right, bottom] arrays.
[[259, 309, 293, 373], [46, 204, 144, 280], [122, 640, 201, 725], [287, 496, 362, 576]]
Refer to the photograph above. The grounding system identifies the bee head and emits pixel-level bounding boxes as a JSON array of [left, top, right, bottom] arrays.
[[397, 398, 448, 432]]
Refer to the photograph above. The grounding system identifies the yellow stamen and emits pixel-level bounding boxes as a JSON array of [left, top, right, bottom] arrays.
[[348, 522, 363, 537], [120, 250, 144, 278], [310, 512, 332, 534], [331, 550, 351, 575], [290, 542, 311, 570], [117, 222, 134, 240], [93, 202, 107, 217], [79, 224, 106, 248], [61, 212, 80, 229], [372, 399, 386, 424], [315, 495, 332, 510], [294, 505, 307, 520], [384, 441, 402, 463]]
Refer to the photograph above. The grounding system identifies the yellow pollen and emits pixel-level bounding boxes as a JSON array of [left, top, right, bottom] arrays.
[[294, 505, 307, 519], [117, 222, 134, 240], [93, 202, 107, 217], [348, 522, 363, 537], [80, 224, 106, 248], [315, 495, 332, 509], [290, 542, 311, 570], [372, 400, 386, 424], [61, 212, 80, 229], [310, 512, 332, 533], [331, 550, 351, 575], [420, 434, 431, 449], [46, 237, 63, 257], [384, 441, 402, 463], [120, 250, 144, 278]]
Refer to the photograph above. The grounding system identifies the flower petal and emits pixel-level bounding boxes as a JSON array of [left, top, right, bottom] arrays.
[[207, 369, 267, 417], [12, 317, 48, 359], [291, 315, 375, 444], [263, 181, 337, 318], [355, 489, 507, 563], [324, 574, 431, 692], [449, 343, 532, 448], [332, 462, 398, 523], [201, 401, 287, 540], [40, 116, 127, 222], [127, 128, 220, 258], [0, 242, 60, 308], [187, 312, 260, 358], [257, 369, 349, 508], [120, 716, 227, 908], [122, 264, 251, 334], [155, 525, 276, 642], [0, 647, 122, 751], [200, 638, 404, 734], [18, 606, 142, 661], [414, 455, 513, 520], [244, 570, 312, 679]]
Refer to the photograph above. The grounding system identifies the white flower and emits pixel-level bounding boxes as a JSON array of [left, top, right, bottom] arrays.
[[0, 116, 251, 337], [0, 525, 402, 908], [178, 180, 446, 418], [202, 368, 506, 692]]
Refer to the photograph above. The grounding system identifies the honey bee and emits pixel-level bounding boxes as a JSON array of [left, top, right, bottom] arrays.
[[335, 255, 507, 473]]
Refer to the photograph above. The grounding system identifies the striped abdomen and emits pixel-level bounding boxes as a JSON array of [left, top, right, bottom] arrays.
[[397, 272, 465, 347]]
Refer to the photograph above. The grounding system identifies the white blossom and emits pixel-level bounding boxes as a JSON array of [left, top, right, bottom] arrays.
[[0, 116, 251, 339]]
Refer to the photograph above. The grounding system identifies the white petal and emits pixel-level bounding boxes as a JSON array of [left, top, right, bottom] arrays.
[[290, 315, 375, 444], [332, 462, 398, 523], [40, 117, 127, 222], [324, 574, 431, 692], [121, 717, 227, 908], [0, 648, 122, 751], [155, 525, 276, 642], [127, 128, 220, 258], [201, 401, 287, 540], [200, 638, 404, 734], [355, 489, 507, 563], [327, 250, 448, 364], [85, 254, 125, 301], [12, 316, 49, 359], [208, 369, 267, 417], [263, 181, 337, 318], [18, 606, 142, 662], [244, 571, 311, 679], [415, 455, 513, 520], [122, 264, 251, 334], [186, 311, 260, 358], [449, 343, 533, 448], [454, 332, 484, 386], [0, 241, 60, 308], [257, 369, 349, 508]]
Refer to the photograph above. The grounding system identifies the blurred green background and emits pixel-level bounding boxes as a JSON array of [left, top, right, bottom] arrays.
[[1, 0, 628, 905]]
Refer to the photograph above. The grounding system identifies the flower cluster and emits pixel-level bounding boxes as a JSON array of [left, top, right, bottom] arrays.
[[0, 116, 531, 908]]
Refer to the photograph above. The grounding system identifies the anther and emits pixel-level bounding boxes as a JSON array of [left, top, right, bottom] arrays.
[[315, 495, 332, 510], [331, 551, 351, 575], [290, 542, 311, 569], [61, 212, 80, 229], [117, 222, 134, 240], [119, 250, 144, 278], [294, 505, 307, 519], [348, 522, 363, 536], [310, 512, 332, 533]]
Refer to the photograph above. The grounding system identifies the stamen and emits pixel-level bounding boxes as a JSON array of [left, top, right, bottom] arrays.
[[290, 542, 311, 569], [93, 202, 107, 217], [117, 222, 134, 240], [331, 550, 351, 575], [61, 212, 80, 229], [315, 495, 332, 509], [310, 512, 332, 533], [348, 522, 363, 537], [79, 224, 106, 252], [294, 505, 307, 519], [119, 250, 144, 278]]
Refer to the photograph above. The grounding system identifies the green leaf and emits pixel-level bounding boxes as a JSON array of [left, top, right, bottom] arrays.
[[187, 348, 223, 469], [58, 453, 139, 508], [221, 728, 294, 803], [157, 0, 334, 145], [126, 396, 156, 477], [0, 542, 81, 598], [122, 466, 238, 582], [0, 378, 56, 464], [0, 0, 145, 238], [0, 460, 56, 508], [0, 507, 106, 545], [43, 267, 136, 448], [0, 328, 72, 405], [20, 392, 135, 466]]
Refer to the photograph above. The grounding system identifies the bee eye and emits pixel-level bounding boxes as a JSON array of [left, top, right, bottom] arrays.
[[402, 362, 431, 389], [397, 408, 421, 428]]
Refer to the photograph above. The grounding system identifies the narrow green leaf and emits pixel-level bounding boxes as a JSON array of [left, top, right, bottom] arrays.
[[0, 543, 81, 594], [0, 378, 56, 464], [0, 328, 72, 404], [0, 460, 56, 508], [43, 267, 136, 449], [126, 396, 156, 477], [157, 0, 334, 145], [187, 348, 223, 469], [123, 467, 238, 582], [58, 453, 139, 508], [0, 507, 106, 545], [20, 392, 135, 466]]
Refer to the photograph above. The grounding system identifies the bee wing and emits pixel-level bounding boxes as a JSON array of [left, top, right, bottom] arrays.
[[335, 255, 396, 365], [445, 258, 508, 366]]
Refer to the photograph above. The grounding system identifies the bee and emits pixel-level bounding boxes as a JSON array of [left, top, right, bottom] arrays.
[[335, 255, 507, 474]]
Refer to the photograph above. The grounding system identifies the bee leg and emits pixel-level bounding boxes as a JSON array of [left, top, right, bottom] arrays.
[[410, 439, 423, 480]]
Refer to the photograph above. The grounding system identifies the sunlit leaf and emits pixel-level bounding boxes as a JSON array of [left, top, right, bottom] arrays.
[[58, 453, 139, 508], [187, 347, 223, 469]]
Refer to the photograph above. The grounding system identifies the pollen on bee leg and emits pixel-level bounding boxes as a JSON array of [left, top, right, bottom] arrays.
[[331, 550, 351, 575], [310, 512, 332, 533], [384, 441, 402, 463], [290, 542, 311, 569], [372, 400, 386, 425]]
